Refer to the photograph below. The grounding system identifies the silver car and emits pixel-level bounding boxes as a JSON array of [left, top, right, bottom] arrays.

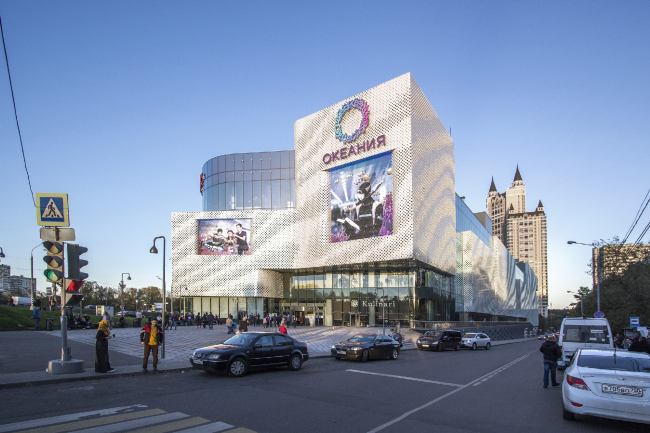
[[461, 333, 491, 350]]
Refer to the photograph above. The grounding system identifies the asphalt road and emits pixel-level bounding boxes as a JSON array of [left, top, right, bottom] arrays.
[[1, 340, 647, 433]]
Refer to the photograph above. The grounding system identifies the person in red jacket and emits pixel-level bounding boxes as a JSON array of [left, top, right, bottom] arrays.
[[140, 318, 164, 372]]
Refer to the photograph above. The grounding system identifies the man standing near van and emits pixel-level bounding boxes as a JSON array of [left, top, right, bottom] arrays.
[[540, 335, 562, 388]]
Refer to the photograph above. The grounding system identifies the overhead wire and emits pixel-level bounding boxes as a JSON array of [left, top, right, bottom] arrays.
[[633, 219, 650, 245], [0, 14, 35, 206], [621, 188, 650, 244]]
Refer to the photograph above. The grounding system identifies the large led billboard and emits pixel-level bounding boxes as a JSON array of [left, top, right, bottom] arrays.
[[330, 152, 393, 242], [198, 219, 251, 255]]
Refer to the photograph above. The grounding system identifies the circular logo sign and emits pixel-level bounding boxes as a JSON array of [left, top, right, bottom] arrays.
[[351, 300, 359, 308], [594, 311, 605, 318], [335, 98, 370, 143]]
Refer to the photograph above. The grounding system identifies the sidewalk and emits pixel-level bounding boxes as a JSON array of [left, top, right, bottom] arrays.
[[0, 325, 537, 389]]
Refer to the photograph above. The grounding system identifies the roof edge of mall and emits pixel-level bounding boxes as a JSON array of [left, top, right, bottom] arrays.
[[172, 73, 540, 327]]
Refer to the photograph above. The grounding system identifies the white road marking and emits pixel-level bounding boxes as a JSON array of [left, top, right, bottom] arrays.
[[68, 412, 188, 433], [346, 370, 463, 387], [174, 421, 235, 433], [0, 405, 147, 433], [366, 352, 534, 433]]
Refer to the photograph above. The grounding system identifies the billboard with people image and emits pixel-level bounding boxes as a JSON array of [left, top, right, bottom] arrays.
[[198, 219, 252, 255], [330, 152, 393, 242]]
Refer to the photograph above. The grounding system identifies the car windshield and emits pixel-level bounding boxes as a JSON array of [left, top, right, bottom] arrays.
[[578, 354, 650, 372], [563, 325, 610, 344], [463, 334, 476, 338], [348, 335, 375, 343], [423, 331, 442, 337], [223, 334, 257, 346]]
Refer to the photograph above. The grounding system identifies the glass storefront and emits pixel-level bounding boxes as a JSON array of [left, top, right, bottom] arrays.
[[183, 267, 455, 327]]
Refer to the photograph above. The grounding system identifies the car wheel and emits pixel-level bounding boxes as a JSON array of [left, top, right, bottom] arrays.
[[437, 343, 443, 352], [562, 406, 575, 421], [288, 354, 302, 371], [472, 343, 477, 350], [485, 342, 491, 350], [390, 348, 399, 360], [228, 358, 248, 377], [455, 343, 460, 351], [360, 350, 369, 362]]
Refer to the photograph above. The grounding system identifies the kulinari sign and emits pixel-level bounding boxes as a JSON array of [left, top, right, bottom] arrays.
[[322, 134, 387, 164], [323, 98, 387, 164], [362, 300, 396, 308]]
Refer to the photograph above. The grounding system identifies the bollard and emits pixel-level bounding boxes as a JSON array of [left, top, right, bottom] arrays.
[[46, 318, 53, 331]]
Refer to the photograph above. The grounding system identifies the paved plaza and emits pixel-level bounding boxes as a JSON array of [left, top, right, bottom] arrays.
[[43, 324, 418, 362]]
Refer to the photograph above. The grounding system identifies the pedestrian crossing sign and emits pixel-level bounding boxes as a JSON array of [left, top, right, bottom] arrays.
[[36, 193, 70, 227]]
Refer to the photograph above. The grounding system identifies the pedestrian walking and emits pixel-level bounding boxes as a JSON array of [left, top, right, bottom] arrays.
[[140, 318, 164, 372], [208, 312, 214, 330], [95, 320, 115, 373], [195, 313, 202, 329], [629, 336, 650, 354], [32, 306, 41, 331], [279, 322, 288, 335], [240, 316, 248, 332], [539, 334, 562, 388]]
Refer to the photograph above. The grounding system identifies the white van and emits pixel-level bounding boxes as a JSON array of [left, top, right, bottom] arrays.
[[557, 317, 613, 370]]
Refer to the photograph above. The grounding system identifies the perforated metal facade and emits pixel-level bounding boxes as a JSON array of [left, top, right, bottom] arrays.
[[171, 73, 538, 325], [455, 231, 539, 325]]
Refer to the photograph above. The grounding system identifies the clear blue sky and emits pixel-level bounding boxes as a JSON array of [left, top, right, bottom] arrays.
[[1, 1, 648, 310]]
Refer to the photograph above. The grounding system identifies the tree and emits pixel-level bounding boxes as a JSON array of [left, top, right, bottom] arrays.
[[580, 238, 650, 333], [140, 286, 162, 309]]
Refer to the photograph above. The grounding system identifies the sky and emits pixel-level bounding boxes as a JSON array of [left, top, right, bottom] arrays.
[[1, 1, 649, 310]]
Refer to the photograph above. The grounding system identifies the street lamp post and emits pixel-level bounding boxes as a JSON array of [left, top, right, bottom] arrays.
[[150, 237, 166, 358], [567, 241, 601, 313], [567, 290, 584, 317], [30, 243, 43, 310], [120, 273, 131, 314]]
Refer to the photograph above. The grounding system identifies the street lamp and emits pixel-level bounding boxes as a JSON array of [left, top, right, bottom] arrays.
[[567, 290, 584, 317], [150, 237, 166, 358], [120, 273, 131, 314], [30, 243, 44, 310], [0, 247, 5, 258], [567, 241, 600, 313]]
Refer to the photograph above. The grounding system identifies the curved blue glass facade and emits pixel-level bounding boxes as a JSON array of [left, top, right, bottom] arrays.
[[202, 151, 295, 211]]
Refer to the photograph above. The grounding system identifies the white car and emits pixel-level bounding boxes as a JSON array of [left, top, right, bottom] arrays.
[[461, 333, 491, 350], [562, 348, 650, 424]]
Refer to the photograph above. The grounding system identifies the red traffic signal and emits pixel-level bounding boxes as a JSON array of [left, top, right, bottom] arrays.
[[67, 280, 84, 293]]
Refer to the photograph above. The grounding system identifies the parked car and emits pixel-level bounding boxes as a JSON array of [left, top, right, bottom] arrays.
[[558, 317, 613, 370], [562, 348, 650, 424], [461, 333, 492, 350], [83, 305, 95, 309], [190, 332, 308, 377], [416, 330, 462, 351], [331, 334, 400, 362]]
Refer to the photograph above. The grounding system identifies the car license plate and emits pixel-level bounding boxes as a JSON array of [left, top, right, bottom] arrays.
[[194, 359, 203, 365], [336, 350, 346, 355], [602, 384, 643, 397], [422, 344, 429, 347]]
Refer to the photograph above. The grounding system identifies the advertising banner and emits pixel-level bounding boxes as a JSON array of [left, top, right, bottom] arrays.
[[330, 152, 393, 242], [198, 219, 252, 255]]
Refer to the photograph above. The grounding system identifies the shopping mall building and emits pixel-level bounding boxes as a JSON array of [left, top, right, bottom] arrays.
[[171, 73, 539, 327]]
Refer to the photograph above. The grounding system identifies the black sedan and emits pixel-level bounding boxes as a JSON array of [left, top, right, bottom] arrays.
[[190, 332, 309, 377], [331, 334, 400, 362]]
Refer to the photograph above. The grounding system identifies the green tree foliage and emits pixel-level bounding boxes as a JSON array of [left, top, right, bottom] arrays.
[[140, 286, 162, 308], [570, 240, 650, 333]]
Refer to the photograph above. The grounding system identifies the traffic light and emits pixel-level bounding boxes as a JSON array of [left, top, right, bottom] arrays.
[[67, 244, 88, 281], [64, 279, 84, 306], [43, 241, 64, 283]]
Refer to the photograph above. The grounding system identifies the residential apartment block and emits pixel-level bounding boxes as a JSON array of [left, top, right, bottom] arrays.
[[487, 167, 548, 317]]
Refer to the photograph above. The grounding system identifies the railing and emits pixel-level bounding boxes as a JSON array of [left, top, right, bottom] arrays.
[[409, 320, 527, 330]]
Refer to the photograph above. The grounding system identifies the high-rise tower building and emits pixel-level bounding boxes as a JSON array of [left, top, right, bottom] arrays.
[[487, 167, 548, 317]]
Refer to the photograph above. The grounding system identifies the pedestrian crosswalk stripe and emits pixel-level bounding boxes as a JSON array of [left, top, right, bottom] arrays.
[[222, 428, 258, 433], [17, 409, 165, 433], [68, 412, 188, 433], [127, 417, 210, 433], [173, 421, 234, 433], [0, 406, 147, 433]]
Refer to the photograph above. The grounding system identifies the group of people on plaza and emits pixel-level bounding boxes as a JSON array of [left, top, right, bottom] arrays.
[[539, 332, 650, 389]]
